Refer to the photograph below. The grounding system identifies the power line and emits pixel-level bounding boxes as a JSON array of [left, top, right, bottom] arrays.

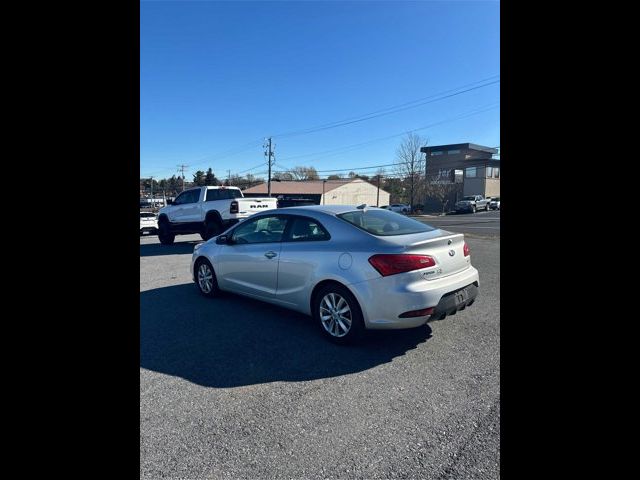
[[271, 76, 500, 139], [141, 139, 263, 178], [275, 102, 499, 165], [142, 76, 499, 178]]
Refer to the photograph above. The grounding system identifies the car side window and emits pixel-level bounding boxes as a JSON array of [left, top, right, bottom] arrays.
[[173, 192, 186, 205], [231, 215, 288, 244], [284, 217, 330, 242], [186, 189, 201, 203], [205, 189, 220, 202]]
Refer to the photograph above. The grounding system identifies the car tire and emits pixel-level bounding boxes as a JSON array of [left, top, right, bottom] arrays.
[[158, 221, 175, 245], [201, 218, 221, 241], [471, 205, 476, 213], [194, 258, 221, 298], [313, 283, 365, 345]]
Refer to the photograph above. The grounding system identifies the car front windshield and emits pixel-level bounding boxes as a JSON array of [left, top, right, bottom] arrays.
[[337, 209, 435, 236], [462, 196, 475, 201]]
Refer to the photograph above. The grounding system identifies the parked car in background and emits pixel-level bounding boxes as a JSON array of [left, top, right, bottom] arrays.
[[489, 197, 500, 210], [191, 205, 479, 344], [388, 204, 411, 214], [454, 195, 489, 213], [157, 186, 278, 245], [140, 211, 158, 235]]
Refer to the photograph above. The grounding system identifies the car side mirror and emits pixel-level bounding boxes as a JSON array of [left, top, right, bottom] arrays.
[[216, 234, 232, 245]]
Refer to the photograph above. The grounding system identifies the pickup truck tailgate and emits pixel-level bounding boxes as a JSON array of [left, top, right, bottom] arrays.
[[235, 197, 278, 216]]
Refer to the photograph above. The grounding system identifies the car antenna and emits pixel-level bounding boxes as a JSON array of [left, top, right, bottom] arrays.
[[357, 203, 368, 212]]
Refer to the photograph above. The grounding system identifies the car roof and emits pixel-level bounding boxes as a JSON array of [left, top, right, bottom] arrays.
[[272, 205, 372, 216]]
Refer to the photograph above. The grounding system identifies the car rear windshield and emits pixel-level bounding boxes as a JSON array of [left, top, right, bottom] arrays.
[[462, 196, 476, 201], [337, 210, 436, 236], [492, 197, 500, 201], [140, 213, 156, 218]]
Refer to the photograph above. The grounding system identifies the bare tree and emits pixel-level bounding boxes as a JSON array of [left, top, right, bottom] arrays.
[[290, 166, 319, 181], [272, 171, 294, 181], [394, 133, 426, 211], [426, 172, 457, 215]]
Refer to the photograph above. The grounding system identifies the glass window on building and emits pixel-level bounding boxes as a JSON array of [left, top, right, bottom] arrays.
[[494, 167, 500, 178], [486, 167, 493, 178], [448, 149, 461, 154], [466, 167, 477, 178], [430, 151, 443, 156]]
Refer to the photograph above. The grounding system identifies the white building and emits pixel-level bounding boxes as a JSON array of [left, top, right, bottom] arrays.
[[243, 178, 391, 207]]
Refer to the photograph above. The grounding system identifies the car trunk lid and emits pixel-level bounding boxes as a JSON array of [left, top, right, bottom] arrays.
[[381, 229, 470, 280]]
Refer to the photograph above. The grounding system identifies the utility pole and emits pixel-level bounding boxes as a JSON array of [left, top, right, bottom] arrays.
[[322, 179, 326, 205], [424, 150, 429, 211], [376, 174, 381, 207], [177, 164, 188, 192], [227, 169, 231, 186], [149, 176, 154, 206], [264, 138, 275, 197]]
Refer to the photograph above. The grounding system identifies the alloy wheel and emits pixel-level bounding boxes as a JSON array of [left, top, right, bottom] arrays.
[[319, 293, 352, 337], [197, 263, 214, 294]]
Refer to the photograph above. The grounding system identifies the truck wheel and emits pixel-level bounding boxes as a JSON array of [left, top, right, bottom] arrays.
[[158, 222, 175, 245], [201, 218, 222, 241]]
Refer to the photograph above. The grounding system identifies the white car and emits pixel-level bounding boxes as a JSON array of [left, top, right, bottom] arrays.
[[489, 197, 500, 210], [191, 205, 479, 344], [388, 204, 411, 214], [140, 212, 158, 235]]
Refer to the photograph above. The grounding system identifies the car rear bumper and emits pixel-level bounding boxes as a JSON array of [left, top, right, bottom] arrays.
[[349, 266, 480, 329], [140, 227, 158, 234], [430, 283, 478, 320]]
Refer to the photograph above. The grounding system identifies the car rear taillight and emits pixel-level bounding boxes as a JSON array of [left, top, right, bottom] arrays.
[[230, 201, 238, 214], [463, 242, 470, 257], [368, 254, 436, 277]]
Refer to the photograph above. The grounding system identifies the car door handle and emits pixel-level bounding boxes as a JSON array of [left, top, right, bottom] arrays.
[[264, 251, 277, 259]]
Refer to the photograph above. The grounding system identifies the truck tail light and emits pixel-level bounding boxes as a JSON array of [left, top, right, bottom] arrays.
[[230, 201, 238, 214], [368, 254, 436, 277]]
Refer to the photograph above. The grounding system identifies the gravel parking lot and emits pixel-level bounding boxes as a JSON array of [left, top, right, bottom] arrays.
[[140, 230, 500, 479]]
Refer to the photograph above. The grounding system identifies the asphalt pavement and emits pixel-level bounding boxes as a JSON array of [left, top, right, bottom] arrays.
[[140, 232, 500, 479], [412, 210, 500, 238]]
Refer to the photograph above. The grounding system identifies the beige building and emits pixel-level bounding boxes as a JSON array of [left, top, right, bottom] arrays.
[[243, 178, 390, 207]]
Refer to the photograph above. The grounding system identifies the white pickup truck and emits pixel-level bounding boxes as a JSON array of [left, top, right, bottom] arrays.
[[157, 186, 278, 245]]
